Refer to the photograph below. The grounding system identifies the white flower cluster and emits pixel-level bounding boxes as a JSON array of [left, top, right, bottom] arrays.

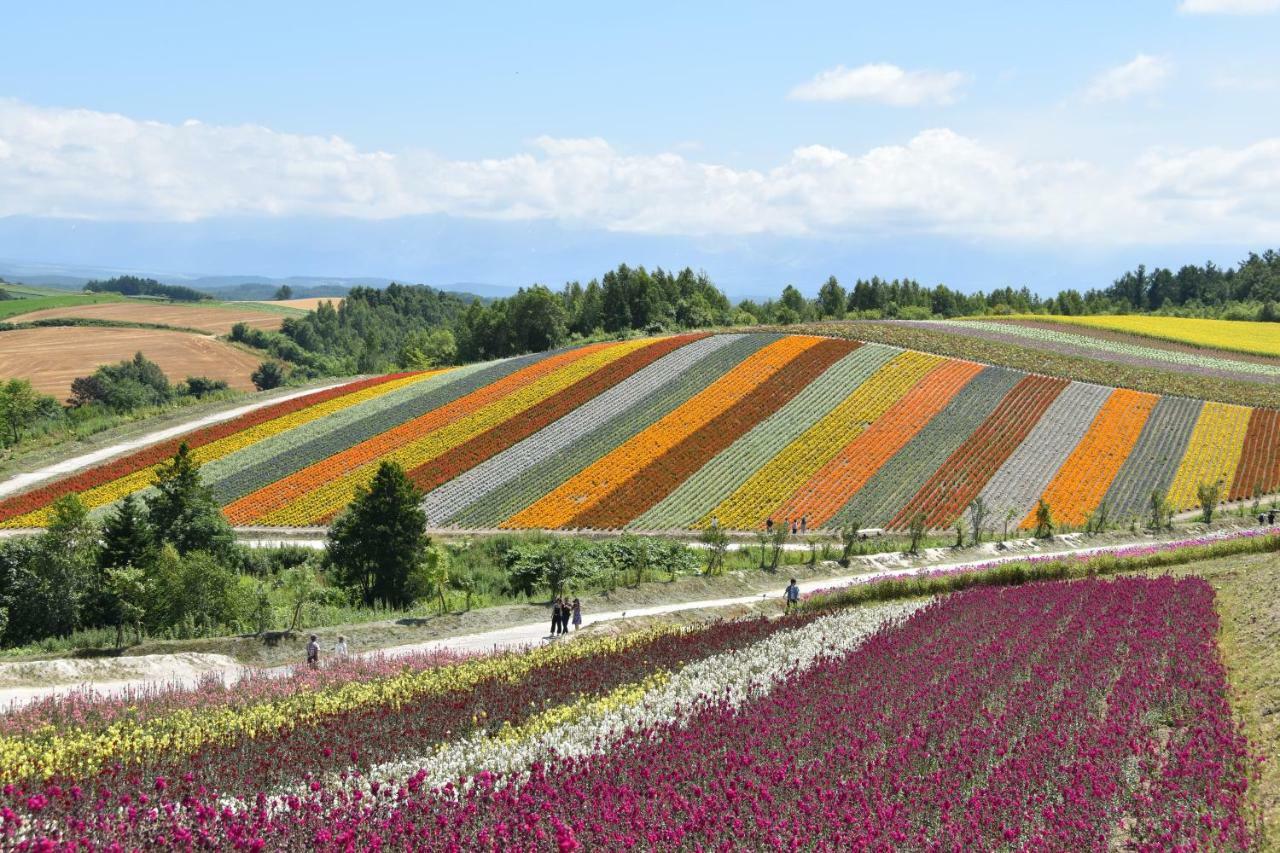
[[362, 600, 924, 795]]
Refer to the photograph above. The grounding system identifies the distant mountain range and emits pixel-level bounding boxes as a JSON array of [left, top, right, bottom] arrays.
[[0, 258, 509, 302]]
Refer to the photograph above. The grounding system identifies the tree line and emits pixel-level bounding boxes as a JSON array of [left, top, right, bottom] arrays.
[[84, 276, 212, 302]]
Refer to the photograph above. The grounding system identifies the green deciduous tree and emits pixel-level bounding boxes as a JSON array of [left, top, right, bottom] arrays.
[[0, 379, 56, 445], [326, 461, 429, 608]]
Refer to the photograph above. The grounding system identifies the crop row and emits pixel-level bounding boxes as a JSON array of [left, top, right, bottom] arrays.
[[944, 319, 1280, 377], [1025, 388, 1158, 528], [504, 335, 822, 529], [204, 363, 491, 506], [444, 334, 776, 528], [1232, 408, 1280, 501], [792, 320, 1280, 408], [271, 339, 655, 526], [230, 341, 630, 525], [4, 331, 1280, 533], [705, 348, 938, 530], [405, 334, 704, 498], [636, 343, 906, 531], [0, 374, 404, 527], [893, 374, 1069, 529], [568, 338, 858, 529], [1100, 395, 1203, 519], [1005, 313, 1280, 358], [424, 334, 741, 524], [1164, 401, 1251, 510], [832, 366, 1023, 527], [974, 381, 1112, 525]]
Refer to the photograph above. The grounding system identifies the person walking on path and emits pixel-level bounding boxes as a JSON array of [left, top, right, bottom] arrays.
[[766, 517, 774, 534], [550, 598, 563, 637], [571, 597, 582, 631], [334, 635, 348, 656], [785, 578, 800, 613], [791, 519, 798, 535], [800, 515, 807, 535], [306, 634, 320, 669]]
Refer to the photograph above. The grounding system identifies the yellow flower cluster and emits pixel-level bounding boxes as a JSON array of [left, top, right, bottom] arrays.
[[259, 339, 656, 525], [0, 626, 674, 783], [1165, 401, 1251, 511]]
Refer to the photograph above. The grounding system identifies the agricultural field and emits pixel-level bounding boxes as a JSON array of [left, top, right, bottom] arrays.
[[0, 326, 264, 398], [246, 296, 343, 311], [0, 300, 291, 334], [0, 290, 124, 320], [997, 313, 1280, 358], [932, 318, 1280, 384], [793, 320, 1280, 409], [1, 331, 1276, 533], [0, 572, 1256, 848]]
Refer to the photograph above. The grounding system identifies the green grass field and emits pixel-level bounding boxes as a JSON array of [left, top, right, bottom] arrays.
[[0, 290, 124, 320]]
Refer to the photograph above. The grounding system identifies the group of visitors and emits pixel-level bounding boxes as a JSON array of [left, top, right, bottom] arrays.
[[550, 596, 582, 636], [305, 634, 349, 668], [764, 516, 808, 535], [1259, 507, 1277, 526]]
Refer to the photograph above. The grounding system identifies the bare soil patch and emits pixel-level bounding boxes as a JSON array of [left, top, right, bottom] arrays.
[[5, 301, 286, 334], [248, 297, 342, 312], [0, 327, 264, 397]]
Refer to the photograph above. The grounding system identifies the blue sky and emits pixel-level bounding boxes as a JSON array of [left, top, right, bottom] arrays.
[[1, 1, 1278, 297]]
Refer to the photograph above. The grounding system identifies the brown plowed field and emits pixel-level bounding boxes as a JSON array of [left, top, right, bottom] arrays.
[[5, 302, 286, 334], [253, 297, 342, 312], [0, 327, 263, 398]]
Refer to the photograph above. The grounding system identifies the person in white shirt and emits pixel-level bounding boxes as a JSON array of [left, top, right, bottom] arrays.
[[335, 635, 348, 656]]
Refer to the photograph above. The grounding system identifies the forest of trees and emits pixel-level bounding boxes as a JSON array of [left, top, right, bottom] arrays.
[[84, 276, 213, 302]]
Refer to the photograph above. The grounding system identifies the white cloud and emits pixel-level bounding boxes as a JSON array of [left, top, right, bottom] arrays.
[[788, 63, 967, 106], [1084, 54, 1172, 102], [0, 98, 1279, 246], [1179, 0, 1280, 14]]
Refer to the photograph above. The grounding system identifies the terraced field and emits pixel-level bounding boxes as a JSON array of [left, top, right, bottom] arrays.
[[2, 331, 1277, 532]]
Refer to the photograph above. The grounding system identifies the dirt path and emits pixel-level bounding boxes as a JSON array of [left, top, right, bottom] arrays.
[[1, 528, 1253, 711]]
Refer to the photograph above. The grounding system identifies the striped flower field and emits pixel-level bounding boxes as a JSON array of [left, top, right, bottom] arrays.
[[2, 331, 1278, 532]]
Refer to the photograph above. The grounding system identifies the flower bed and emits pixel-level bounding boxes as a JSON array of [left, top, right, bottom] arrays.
[[3, 577, 1254, 849]]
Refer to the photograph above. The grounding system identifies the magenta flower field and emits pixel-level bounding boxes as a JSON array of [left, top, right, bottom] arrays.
[[1, 577, 1256, 850]]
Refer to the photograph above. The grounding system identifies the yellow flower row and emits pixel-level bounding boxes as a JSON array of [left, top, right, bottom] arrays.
[[259, 339, 658, 525], [7, 371, 444, 527], [1005, 314, 1280, 358], [0, 626, 675, 783], [1165, 401, 1251, 511], [707, 350, 943, 529]]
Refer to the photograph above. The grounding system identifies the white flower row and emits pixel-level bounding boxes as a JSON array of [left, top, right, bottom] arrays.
[[356, 600, 924, 795]]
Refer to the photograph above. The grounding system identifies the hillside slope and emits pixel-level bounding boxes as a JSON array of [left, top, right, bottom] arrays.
[[1, 331, 1276, 532]]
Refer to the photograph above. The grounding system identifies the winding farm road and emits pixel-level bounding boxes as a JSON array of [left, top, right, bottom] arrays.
[[1, 527, 1261, 711]]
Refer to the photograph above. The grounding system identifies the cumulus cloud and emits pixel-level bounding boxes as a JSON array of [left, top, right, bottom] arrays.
[[1, 98, 1279, 245], [1084, 54, 1173, 102], [1179, 0, 1280, 13], [788, 63, 967, 106]]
